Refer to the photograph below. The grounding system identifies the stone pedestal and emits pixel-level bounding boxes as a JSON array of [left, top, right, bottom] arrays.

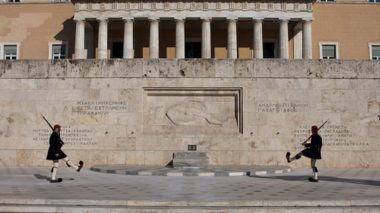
[[173, 152, 209, 168]]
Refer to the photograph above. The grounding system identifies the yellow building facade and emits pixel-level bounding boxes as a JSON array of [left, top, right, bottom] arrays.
[[0, 0, 379, 60]]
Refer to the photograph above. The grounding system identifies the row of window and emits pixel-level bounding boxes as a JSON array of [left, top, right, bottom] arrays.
[[3, 0, 380, 2], [4, 0, 380, 3], [319, 0, 380, 2], [0, 42, 67, 60], [321, 43, 380, 60], [0, 42, 379, 60], [3, 0, 70, 3]]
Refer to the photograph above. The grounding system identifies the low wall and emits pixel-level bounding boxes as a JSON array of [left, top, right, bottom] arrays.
[[0, 59, 379, 168]]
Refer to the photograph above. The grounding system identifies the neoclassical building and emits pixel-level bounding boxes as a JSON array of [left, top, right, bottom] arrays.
[[73, 1, 313, 60], [0, 0, 379, 60]]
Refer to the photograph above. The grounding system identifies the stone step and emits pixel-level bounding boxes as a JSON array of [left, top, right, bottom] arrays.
[[173, 151, 209, 168]]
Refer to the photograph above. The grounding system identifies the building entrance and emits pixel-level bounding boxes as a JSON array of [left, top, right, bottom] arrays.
[[263, 42, 275, 58], [185, 42, 201, 58], [112, 42, 123, 58]]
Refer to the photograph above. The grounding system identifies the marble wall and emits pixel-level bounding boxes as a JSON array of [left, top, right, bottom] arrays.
[[0, 59, 379, 168]]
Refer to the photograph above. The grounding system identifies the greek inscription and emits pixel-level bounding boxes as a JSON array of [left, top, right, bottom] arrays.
[[257, 102, 308, 113], [71, 100, 127, 116], [294, 125, 368, 147], [32, 126, 95, 146]]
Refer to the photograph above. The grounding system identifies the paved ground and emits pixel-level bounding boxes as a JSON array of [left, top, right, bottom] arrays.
[[0, 166, 379, 212]]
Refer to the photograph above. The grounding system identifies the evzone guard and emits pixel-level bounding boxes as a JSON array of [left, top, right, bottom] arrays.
[[286, 120, 327, 182], [42, 115, 84, 183]]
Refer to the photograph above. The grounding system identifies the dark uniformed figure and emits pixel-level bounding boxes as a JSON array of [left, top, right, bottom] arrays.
[[286, 125, 322, 182], [46, 124, 84, 183]]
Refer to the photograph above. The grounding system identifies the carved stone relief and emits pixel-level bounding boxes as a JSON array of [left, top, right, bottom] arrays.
[[143, 88, 242, 134]]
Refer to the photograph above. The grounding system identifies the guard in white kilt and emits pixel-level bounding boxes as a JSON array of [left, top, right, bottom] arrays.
[[46, 124, 84, 183], [286, 125, 323, 182]]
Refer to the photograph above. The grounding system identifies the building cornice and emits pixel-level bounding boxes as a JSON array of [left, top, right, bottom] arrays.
[[74, 1, 313, 20]]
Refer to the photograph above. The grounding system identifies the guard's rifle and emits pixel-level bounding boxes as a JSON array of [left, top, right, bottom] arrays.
[[41, 114, 64, 147], [301, 120, 328, 146]]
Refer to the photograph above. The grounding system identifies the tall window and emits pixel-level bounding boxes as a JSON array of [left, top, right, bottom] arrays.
[[369, 0, 380, 3], [3, 45, 18, 60], [7, 0, 21, 2], [369, 44, 380, 60], [319, 0, 335, 2], [49, 42, 67, 59], [320, 43, 339, 59]]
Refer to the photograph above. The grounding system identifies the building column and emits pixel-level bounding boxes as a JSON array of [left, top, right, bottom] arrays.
[[293, 22, 303, 59], [123, 17, 134, 59], [253, 18, 263, 59], [202, 18, 211, 58], [227, 18, 237, 59], [279, 18, 289, 59], [149, 18, 159, 59], [97, 18, 108, 59], [303, 19, 312, 59], [74, 18, 85, 59], [175, 18, 185, 59]]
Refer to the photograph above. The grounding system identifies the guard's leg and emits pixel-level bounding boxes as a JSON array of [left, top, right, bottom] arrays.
[[51, 160, 59, 182], [63, 158, 84, 172], [287, 152, 303, 163], [309, 158, 319, 182], [63, 157, 79, 171]]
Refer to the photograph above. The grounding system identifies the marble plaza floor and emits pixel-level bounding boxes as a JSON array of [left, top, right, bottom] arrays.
[[0, 166, 379, 212]]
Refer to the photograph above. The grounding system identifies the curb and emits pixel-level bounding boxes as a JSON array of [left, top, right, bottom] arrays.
[[90, 166, 292, 177]]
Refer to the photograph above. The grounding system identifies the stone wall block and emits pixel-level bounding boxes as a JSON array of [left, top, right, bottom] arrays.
[[113, 59, 143, 77], [3, 60, 29, 78], [356, 60, 374, 78], [178, 59, 215, 77], [374, 60, 380, 78], [320, 60, 342, 78], [48, 60, 68, 78], [0, 61, 5, 78], [101, 60, 117, 77], [16, 150, 33, 166], [340, 60, 361, 79], [67, 59, 103, 78], [125, 151, 145, 165], [67, 60, 88, 77], [254, 59, 288, 78], [143, 59, 160, 77], [107, 150, 126, 164], [27, 60, 48, 78], [287, 59, 313, 78], [235, 60, 254, 77], [0, 150, 16, 167], [159, 59, 179, 77], [215, 59, 235, 77]]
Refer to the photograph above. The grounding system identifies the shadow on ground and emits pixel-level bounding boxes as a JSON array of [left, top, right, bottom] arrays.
[[254, 175, 380, 187], [34, 174, 75, 182]]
